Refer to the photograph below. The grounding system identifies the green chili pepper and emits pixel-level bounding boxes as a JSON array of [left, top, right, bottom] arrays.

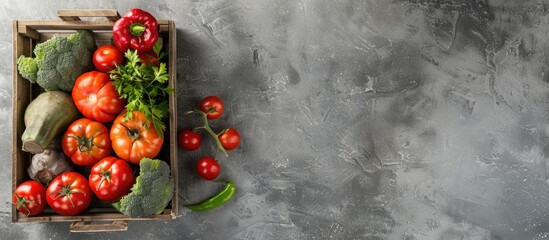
[[186, 180, 236, 211]]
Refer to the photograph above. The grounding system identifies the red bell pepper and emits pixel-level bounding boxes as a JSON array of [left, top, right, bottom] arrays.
[[112, 8, 158, 53]]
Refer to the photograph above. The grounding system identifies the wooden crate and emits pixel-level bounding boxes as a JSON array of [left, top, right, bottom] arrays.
[[12, 9, 178, 232]]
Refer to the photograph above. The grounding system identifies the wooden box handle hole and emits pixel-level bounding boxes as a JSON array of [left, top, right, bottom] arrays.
[[69, 220, 128, 232]]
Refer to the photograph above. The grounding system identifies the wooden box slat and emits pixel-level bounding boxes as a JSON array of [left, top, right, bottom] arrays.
[[57, 9, 121, 22], [12, 13, 178, 225], [17, 20, 170, 32]]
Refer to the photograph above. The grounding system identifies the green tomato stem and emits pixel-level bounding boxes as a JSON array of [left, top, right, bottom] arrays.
[[194, 108, 228, 157], [14, 194, 30, 217]]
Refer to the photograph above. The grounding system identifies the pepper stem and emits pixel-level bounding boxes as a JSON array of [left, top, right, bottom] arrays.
[[130, 23, 146, 36]]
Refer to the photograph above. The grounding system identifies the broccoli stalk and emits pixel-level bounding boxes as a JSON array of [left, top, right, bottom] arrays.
[[112, 158, 174, 217], [16, 30, 96, 92]]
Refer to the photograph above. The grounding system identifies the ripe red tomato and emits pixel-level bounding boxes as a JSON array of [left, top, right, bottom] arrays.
[[13, 180, 46, 216], [93, 45, 124, 73], [110, 110, 164, 164], [89, 157, 135, 202], [72, 71, 126, 123], [46, 172, 92, 216], [196, 157, 220, 180], [178, 129, 202, 151], [62, 118, 113, 166], [138, 51, 160, 66], [200, 96, 224, 120], [219, 128, 241, 150]]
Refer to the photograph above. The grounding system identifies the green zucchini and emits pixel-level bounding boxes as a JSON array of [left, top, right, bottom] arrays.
[[21, 91, 80, 153]]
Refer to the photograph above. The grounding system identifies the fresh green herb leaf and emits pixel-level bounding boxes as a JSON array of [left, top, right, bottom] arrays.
[[153, 41, 162, 56], [110, 46, 171, 136]]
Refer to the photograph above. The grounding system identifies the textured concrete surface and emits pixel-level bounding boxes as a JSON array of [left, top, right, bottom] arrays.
[[3, 0, 549, 239]]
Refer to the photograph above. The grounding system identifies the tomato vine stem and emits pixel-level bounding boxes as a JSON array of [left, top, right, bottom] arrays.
[[192, 108, 228, 156]]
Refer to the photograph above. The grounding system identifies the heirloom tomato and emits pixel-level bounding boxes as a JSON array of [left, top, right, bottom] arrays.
[[110, 111, 164, 164], [72, 71, 125, 123], [89, 157, 135, 202], [62, 118, 112, 166], [13, 180, 46, 216], [46, 172, 92, 216]]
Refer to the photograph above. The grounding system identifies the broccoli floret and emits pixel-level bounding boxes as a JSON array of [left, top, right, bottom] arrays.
[[112, 158, 174, 218], [34, 36, 58, 69], [16, 56, 38, 83], [56, 52, 77, 80], [55, 37, 72, 53], [80, 50, 92, 67], [16, 30, 96, 92], [36, 69, 62, 91], [67, 29, 96, 51]]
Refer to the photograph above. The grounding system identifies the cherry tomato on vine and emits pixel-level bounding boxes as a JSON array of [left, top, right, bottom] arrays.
[[13, 180, 46, 216], [92, 45, 124, 73], [200, 96, 224, 120], [178, 129, 202, 151], [196, 157, 221, 180], [46, 172, 92, 216], [219, 128, 241, 150]]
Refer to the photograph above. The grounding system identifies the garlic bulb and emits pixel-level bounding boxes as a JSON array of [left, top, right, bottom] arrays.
[[28, 149, 72, 184]]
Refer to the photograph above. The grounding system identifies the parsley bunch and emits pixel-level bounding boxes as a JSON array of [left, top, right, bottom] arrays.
[[110, 43, 173, 135]]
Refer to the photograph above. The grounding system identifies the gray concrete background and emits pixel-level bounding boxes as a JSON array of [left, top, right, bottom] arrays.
[[2, 0, 549, 239]]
